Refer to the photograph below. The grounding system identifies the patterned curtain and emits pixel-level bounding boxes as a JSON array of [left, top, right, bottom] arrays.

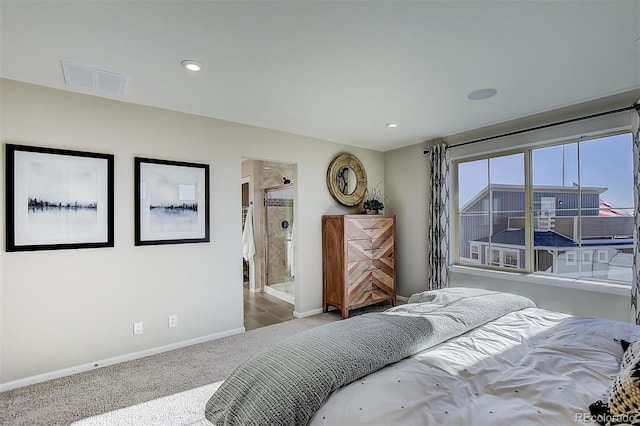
[[428, 141, 451, 290], [631, 104, 640, 324]]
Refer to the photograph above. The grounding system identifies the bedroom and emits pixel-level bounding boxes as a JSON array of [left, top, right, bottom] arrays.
[[1, 0, 640, 424]]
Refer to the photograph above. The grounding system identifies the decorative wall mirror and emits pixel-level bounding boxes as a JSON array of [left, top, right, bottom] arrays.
[[326, 153, 367, 206]]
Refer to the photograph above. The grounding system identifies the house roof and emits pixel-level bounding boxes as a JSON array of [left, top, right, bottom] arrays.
[[475, 228, 633, 249], [475, 228, 576, 248]]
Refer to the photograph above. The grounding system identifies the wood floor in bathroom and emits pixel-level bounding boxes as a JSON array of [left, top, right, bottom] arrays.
[[243, 286, 295, 331], [243, 284, 403, 331]]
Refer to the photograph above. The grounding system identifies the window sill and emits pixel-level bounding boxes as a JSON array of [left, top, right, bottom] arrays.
[[449, 265, 630, 297]]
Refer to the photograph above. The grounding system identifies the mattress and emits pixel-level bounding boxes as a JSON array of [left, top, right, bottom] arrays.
[[310, 308, 640, 426]]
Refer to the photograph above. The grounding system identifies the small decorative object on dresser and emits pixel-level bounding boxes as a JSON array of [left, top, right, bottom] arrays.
[[361, 182, 386, 214], [322, 214, 396, 318]]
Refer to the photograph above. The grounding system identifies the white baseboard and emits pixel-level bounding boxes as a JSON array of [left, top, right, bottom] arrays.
[[396, 295, 409, 303], [0, 327, 245, 393], [293, 308, 323, 318]]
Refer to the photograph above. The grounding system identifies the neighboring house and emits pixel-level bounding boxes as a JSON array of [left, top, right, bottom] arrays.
[[459, 184, 634, 282]]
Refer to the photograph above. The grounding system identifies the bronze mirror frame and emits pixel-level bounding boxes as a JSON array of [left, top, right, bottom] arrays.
[[326, 153, 368, 206]]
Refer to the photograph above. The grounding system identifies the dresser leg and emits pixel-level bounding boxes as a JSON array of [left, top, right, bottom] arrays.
[[342, 308, 348, 319]]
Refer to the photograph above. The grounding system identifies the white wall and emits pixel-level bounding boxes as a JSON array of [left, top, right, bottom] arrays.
[[383, 142, 431, 298], [0, 79, 384, 387], [384, 90, 640, 320], [450, 266, 631, 322]]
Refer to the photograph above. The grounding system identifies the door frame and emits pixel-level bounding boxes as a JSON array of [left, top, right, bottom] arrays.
[[241, 175, 257, 293]]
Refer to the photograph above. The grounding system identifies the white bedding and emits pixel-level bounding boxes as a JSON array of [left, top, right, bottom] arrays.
[[310, 308, 640, 426]]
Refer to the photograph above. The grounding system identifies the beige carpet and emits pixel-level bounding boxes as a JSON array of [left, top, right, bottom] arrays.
[[72, 382, 223, 426], [0, 312, 343, 426]]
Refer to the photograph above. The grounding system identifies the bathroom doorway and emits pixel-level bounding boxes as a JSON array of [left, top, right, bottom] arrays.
[[241, 159, 297, 330], [264, 185, 295, 304]]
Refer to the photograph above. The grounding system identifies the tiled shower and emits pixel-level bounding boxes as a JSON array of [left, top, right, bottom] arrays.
[[265, 186, 295, 299]]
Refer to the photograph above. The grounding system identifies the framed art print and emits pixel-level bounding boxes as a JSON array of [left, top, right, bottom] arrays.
[[5, 144, 114, 251], [135, 157, 210, 246]]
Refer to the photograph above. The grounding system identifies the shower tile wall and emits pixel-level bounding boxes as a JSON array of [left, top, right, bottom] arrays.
[[266, 198, 294, 285]]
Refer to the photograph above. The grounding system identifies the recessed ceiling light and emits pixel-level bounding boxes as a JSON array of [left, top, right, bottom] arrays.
[[467, 88, 497, 101], [181, 60, 203, 72], [386, 122, 398, 128]]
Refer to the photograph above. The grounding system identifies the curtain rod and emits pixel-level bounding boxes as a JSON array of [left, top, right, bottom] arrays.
[[423, 103, 640, 155]]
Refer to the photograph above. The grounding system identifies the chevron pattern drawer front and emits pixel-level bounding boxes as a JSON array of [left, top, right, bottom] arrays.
[[345, 217, 394, 240], [322, 215, 396, 319], [347, 238, 394, 261]]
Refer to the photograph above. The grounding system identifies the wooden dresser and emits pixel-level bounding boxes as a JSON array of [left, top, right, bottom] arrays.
[[322, 214, 396, 318]]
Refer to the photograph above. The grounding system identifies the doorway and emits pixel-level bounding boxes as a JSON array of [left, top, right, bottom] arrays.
[[241, 159, 297, 331]]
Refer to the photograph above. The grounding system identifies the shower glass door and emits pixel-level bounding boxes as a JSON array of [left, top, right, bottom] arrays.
[[265, 186, 294, 295]]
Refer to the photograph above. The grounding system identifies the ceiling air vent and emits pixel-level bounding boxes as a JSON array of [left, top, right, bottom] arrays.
[[61, 60, 127, 95]]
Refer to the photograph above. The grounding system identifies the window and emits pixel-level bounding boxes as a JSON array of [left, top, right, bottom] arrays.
[[597, 249, 609, 263], [455, 132, 634, 285], [503, 250, 519, 268], [470, 243, 480, 262], [484, 246, 520, 268], [458, 153, 525, 271], [487, 248, 501, 267]]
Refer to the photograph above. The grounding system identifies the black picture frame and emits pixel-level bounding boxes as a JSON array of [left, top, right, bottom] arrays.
[[135, 157, 210, 246], [5, 143, 114, 252]]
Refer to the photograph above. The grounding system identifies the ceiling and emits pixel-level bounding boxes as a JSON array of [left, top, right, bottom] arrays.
[[2, 1, 639, 152]]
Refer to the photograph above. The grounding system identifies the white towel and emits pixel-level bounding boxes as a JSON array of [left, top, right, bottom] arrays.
[[242, 205, 255, 262]]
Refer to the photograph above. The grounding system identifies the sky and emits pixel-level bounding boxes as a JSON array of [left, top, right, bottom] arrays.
[[142, 163, 201, 205], [28, 162, 97, 205], [458, 133, 634, 211]]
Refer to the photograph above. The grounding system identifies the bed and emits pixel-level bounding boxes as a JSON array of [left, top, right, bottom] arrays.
[[205, 288, 640, 426]]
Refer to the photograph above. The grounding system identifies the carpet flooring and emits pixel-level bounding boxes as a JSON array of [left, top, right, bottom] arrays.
[[72, 382, 222, 425], [0, 301, 393, 425]]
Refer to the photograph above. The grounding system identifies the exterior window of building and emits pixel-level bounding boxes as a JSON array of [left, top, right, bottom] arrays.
[[455, 132, 634, 285], [503, 250, 519, 268], [470, 243, 480, 262], [565, 250, 577, 266], [487, 248, 501, 267], [597, 249, 609, 263]]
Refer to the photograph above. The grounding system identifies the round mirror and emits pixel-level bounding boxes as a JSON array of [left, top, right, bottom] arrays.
[[326, 154, 367, 206], [336, 166, 358, 195]]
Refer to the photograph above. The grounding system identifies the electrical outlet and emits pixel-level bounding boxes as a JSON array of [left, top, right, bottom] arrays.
[[168, 314, 178, 328], [133, 321, 143, 335]]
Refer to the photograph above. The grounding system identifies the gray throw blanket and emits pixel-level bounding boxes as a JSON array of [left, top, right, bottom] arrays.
[[205, 288, 535, 426]]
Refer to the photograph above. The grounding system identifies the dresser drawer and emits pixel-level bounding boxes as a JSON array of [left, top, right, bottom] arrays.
[[347, 283, 389, 306], [345, 217, 394, 240], [346, 259, 394, 289], [347, 238, 394, 261]]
